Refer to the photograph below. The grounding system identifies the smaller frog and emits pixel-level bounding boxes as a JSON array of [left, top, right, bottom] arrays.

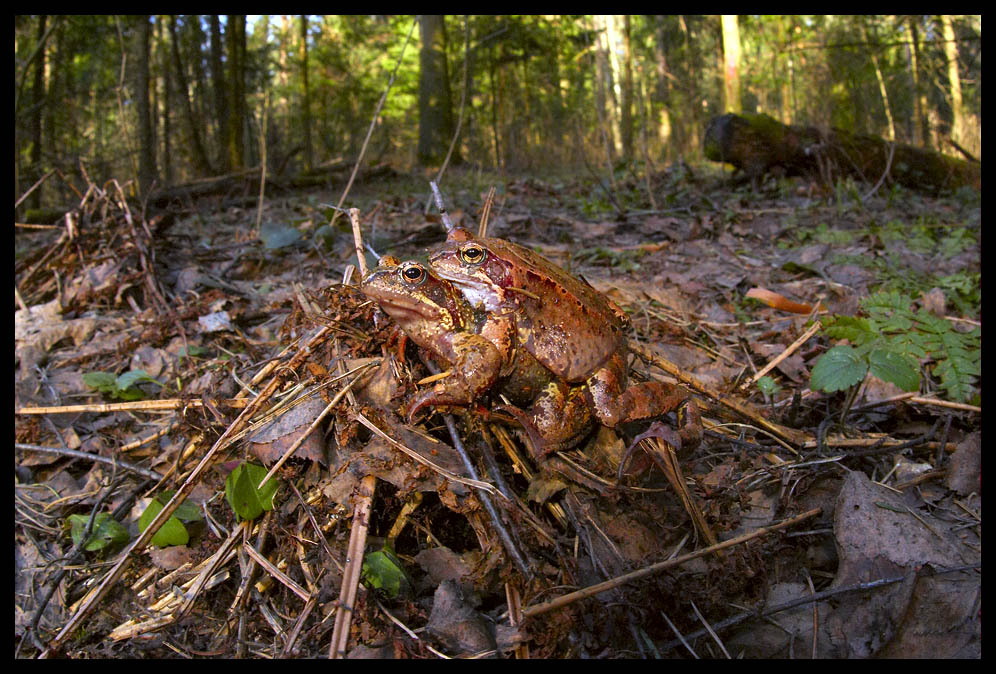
[[361, 259, 594, 452]]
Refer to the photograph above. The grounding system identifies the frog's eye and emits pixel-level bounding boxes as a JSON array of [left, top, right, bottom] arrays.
[[459, 244, 486, 265], [399, 263, 427, 286]]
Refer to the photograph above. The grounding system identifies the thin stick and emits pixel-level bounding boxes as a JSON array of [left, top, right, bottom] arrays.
[[522, 508, 821, 618], [741, 321, 821, 389], [348, 208, 368, 278], [329, 474, 376, 658], [16, 443, 163, 482]]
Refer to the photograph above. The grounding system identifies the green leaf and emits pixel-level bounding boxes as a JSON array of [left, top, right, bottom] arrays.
[[225, 463, 280, 521], [179, 345, 211, 358], [116, 369, 160, 390], [361, 546, 412, 598], [822, 315, 875, 345], [810, 345, 867, 393], [68, 512, 129, 551], [755, 375, 780, 397], [82, 371, 118, 394], [158, 489, 204, 522], [868, 349, 920, 392], [138, 498, 190, 547]]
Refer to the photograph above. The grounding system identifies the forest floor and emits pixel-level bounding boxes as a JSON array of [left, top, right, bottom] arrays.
[[14, 163, 981, 658]]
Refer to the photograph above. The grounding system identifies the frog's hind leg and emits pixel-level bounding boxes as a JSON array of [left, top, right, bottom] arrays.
[[586, 356, 701, 452], [497, 380, 594, 459]]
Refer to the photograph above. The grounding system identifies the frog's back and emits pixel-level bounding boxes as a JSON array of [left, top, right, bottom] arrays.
[[487, 238, 628, 382]]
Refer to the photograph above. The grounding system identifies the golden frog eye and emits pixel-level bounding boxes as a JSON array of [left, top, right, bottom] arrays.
[[399, 262, 427, 286], [459, 244, 486, 265]]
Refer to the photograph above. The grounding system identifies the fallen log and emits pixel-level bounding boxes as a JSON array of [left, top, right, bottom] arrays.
[[703, 112, 980, 194]]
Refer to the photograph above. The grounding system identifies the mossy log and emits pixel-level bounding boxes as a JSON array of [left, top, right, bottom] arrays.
[[703, 112, 980, 194]]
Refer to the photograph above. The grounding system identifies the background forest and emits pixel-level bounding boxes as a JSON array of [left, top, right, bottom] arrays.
[[13, 15, 981, 212]]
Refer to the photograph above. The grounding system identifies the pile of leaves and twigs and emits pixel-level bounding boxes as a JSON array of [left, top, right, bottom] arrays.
[[15, 167, 980, 659]]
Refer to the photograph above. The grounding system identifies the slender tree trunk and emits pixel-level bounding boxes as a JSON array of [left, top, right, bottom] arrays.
[[620, 15, 634, 160], [300, 15, 313, 170], [28, 15, 46, 210], [907, 17, 928, 147], [416, 15, 456, 166], [225, 15, 247, 171], [653, 16, 673, 159], [158, 16, 173, 184], [169, 15, 213, 174], [940, 15, 964, 146], [862, 19, 896, 141], [592, 15, 618, 162], [209, 15, 227, 167], [721, 14, 741, 114], [136, 15, 156, 194]]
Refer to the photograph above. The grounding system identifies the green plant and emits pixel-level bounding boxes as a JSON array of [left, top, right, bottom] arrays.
[[225, 462, 280, 521], [361, 543, 413, 599], [68, 512, 129, 552], [83, 369, 162, 401], [138, 490, 204, 548], [810, 291, 980, 402]]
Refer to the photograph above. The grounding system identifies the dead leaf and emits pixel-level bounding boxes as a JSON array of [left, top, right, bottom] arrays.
[[945, 432, 980, 495], [920, 287, 947, 317], [426, 580, 497, 655], [248, 396, 328, 465]]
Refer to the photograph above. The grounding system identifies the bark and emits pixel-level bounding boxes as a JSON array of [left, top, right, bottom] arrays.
[[136, 16, 156, 195], [169, 16, 213, 174], [416, 15, 456, 166], [209, 15, 227, 166], [27, 15, 47, 210], [225, 15, 247, 171], [300, 16, 313, 170], [620, 15, 634, 160], [721, 15, 741, 114], [941, 15, 965, 146]]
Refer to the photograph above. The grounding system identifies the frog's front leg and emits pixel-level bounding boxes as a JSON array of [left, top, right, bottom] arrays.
[[407, 332, 504, 422], [585, 352, 702, 452]]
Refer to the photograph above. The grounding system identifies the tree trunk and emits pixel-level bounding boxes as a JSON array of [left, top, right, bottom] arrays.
[[940, 15, 964, 146], [209, 15, 227, 168], [907, 17, 928, 148], [169, 15, 213, 174], [299, 15, 313, 170], [721, 14, 741, 114], [28, 15, 46, 210], [592, 15, 618, 163], [416, 15, 456, 166], [620, 15, 634, 160], [862, 18, 896, 141], [136, 15, 156, 195], [225, 15, 247, 171]]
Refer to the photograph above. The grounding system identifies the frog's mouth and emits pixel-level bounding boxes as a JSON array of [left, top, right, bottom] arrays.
[[367, 290, 442, 322]]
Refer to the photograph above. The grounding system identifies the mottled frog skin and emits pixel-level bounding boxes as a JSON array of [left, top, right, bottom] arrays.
[[361, 259, 593, 453], [428, 229, 702, 453]]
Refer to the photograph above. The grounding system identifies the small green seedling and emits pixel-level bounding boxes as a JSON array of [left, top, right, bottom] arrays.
[[68, 512, 129, 552], [225, 462, 280, 521], [83, 369, 162, 401], [361, 544, 413, 599], [138, 490, 204, 548]]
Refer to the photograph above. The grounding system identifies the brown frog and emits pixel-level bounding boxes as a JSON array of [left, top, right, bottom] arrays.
[[361, 259, 594, 452], [427, 228, 702, 454]]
